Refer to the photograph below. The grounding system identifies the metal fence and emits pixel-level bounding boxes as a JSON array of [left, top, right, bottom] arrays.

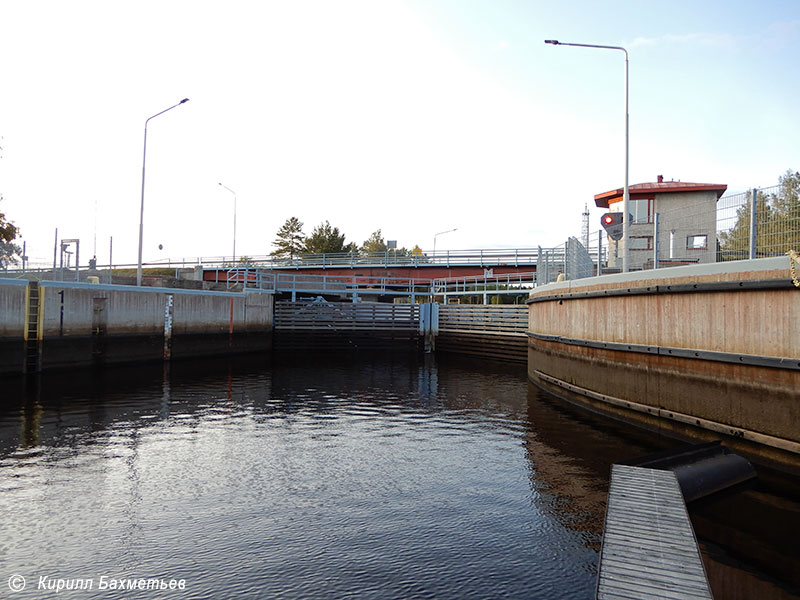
[[715, 185, 799, 260], [543, 179, 799, 282], [536, 236, 605, 284], [431, 272, 536, 299], [3, 247, 544, 280]]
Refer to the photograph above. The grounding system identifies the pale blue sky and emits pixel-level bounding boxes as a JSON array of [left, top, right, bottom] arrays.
[[1, 1, 798, 265]]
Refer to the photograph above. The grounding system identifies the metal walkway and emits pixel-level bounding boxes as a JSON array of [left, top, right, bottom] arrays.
[[597, 465, 713, 599], [223, 269, 536, 301]]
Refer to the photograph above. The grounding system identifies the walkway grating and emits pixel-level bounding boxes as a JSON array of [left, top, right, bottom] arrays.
[[596, 464, 713, 599]]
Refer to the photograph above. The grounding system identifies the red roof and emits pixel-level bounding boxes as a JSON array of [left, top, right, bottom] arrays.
[[594, 180, 728, 208]]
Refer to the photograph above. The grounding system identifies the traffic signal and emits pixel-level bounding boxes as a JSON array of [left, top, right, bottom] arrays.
[[601, 212, 624, 241]]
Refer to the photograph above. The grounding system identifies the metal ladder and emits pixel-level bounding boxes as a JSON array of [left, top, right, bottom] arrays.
[[24, 282, 41, 374]]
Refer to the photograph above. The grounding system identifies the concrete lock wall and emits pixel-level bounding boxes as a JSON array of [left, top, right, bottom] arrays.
[[0, 280, 274, 374], [0, 279, 28, 336], [0, 279, 30, 370], [527, 257, 800, 469]]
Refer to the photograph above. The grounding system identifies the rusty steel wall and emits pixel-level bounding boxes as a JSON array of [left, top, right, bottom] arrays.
[[526, 256, 800, 470]]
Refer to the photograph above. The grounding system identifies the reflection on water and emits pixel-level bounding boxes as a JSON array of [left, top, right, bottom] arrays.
[[0, 354, 798, 599]]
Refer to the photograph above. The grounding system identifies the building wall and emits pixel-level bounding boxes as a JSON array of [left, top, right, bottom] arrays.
[[655, 190, 718, 265], [606, 190, 718, 270]]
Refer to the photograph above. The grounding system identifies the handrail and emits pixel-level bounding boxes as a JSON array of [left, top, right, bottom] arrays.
[[2, 247, 552, 276], [224, 266, 538, 298]]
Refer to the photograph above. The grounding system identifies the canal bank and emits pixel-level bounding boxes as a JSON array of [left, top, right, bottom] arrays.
[[0, 279, 273, 374]]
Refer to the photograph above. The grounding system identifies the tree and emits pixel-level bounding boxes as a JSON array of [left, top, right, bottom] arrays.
[[304, 221, 347, 254], [271, 217, 305, 259], [772, 170, 800, 251], [719, 170, 800, 259], [360, 229, 387, 254], [0, 195, 21, 267]]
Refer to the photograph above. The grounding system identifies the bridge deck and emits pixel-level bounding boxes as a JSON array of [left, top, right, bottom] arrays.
[[597, 464, 712, 600]]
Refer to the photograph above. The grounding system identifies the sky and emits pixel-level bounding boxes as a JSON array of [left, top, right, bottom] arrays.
[[1, 0, 798, 267]]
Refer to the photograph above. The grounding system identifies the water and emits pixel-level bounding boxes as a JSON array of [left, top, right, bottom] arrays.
[[0, 354, 798, 599]]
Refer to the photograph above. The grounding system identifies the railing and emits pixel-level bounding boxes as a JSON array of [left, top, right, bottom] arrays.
[[438, 304, 528, 337], [274, 300, 420, 331], [210, 247, 543, 269], [2, 248, 546, 276], [227, 268, 276, 291], [227, 269, 435, 298], [226, 266, 537, 300], [431, 272, 537, 296]]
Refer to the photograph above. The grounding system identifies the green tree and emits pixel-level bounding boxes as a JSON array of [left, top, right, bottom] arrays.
[[719, 170, 800, 258], [304, 221, 347, 254], [271, 217, 305, 259], [772, 170, 800, 251], [718, 190, 773, 258], [360, 229, 387, 254], [0, 195, 21, 267]]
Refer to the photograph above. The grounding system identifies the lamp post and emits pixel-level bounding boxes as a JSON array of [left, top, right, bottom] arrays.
[[433, 228, 457, 259], [218, 183, 237, 263], [545, 39, 630, 272], [137, 98, 189, 286]]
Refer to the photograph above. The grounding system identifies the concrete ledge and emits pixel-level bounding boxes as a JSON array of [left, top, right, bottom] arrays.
[[38, 280, 251, 298], [529, 256, 793, 301], [0, 278, 31, 287]]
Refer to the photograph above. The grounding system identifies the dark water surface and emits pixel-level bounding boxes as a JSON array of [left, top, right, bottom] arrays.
[[0, 354, 798, 599]]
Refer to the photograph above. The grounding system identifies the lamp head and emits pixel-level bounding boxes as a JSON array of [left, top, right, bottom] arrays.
[[544, 40, 560, 45]]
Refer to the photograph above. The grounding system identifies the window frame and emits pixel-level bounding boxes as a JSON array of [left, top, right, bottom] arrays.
[[686, 234, 708, 251], [629, 235, 653, 251], [629, 196, 654, 224]]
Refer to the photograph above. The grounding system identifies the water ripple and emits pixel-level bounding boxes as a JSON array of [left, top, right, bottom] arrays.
[[0, 357, 603, 599]]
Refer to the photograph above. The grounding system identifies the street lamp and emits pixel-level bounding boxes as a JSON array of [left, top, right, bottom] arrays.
[[218, 183, 237, 262], [545, 39, 630, 272], [137, 98, 189, 286], [433, 228, 457, 258]]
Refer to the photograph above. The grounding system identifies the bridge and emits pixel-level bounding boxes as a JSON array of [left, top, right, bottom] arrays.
[[197, 245, 596, 301], [198, 248, 546, 284], [6, 244, 597, 293], [217, 268, 537, 303]]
